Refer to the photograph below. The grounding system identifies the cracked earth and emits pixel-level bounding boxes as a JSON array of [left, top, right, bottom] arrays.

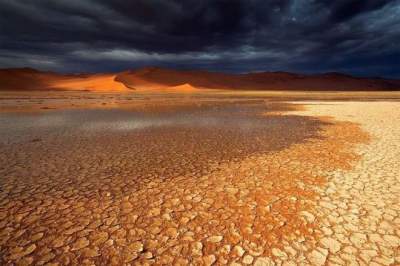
[[291, 101, 400, 266], [0, 99, 399, 265]]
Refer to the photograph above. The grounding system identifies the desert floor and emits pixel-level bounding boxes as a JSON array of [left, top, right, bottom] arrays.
[[0, 91, 399, 265]]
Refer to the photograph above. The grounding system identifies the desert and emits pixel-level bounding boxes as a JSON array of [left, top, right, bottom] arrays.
[[1, 0, 400, 265], [0, 68, 399, 265]]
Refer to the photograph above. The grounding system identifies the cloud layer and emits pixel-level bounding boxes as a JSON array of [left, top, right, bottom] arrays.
[[0, 0, 399, 77]]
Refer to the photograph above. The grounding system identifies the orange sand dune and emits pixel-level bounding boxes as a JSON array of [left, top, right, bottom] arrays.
[[0, 68, 130, 92], [0, 67, 195, 92], [1, 67, 400, 91], [50, 74, 130, 92], [168, 83, 201, 93], [115, 67, 235, 90]]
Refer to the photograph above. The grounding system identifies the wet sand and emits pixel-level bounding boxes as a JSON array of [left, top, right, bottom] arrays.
[[0, 93, 399, 265]]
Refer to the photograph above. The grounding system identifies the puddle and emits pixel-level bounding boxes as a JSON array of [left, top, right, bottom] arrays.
[[0, 103, 308, 142], [0, 102, 328, 185]]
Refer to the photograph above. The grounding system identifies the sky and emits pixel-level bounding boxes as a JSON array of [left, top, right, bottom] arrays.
[[0, 0, 399, 78]]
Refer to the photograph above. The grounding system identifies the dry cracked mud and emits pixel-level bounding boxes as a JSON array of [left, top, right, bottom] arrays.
[[290, 102, 400, 266], [0, 99, 398, 265]]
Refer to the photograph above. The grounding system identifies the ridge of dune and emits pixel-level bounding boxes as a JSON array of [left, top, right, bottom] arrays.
[[168, 83, 200, 92]]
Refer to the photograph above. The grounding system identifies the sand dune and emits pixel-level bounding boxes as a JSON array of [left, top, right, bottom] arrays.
[[0, 68, 66, 91], [116, 67, 400, 91], [168, 83, 200, 92], [115, 67, 239, 90], [49, 74, 130, 92], [0, 68, 130, 92], [1, 67, 399, 92]]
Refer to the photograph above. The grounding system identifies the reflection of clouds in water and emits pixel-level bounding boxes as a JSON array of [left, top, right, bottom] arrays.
[[81, 116, 222, 131], [80, 115, 269, 132], [0, 113, 70, 143], [0, 109, 269, 137], [34, 114, 68, 128], [0, 108, 275, 146], [0, 113, 68, 131], [82, 119, 172, 131]]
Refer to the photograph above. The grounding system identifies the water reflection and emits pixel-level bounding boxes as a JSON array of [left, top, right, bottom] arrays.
[[0, 106, 274, 136]]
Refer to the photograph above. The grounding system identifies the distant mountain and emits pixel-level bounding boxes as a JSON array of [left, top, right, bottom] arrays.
[[1, 67, 399, 91]]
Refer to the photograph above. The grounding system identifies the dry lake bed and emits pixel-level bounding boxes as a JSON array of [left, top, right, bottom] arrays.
[[0, 92, 399, 265]]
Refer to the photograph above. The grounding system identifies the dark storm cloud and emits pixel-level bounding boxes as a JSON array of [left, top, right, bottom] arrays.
[[326, 0, 393, 22], [0, 0, 399, 77]]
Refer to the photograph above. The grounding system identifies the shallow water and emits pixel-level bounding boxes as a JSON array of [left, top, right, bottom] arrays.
[[0, 104, 306, 143], [0, 102, 326, 188]]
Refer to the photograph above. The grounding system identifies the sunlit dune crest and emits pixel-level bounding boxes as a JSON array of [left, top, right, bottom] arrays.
[[49, 74, 130, 92], [168, 83, 200, 92]]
